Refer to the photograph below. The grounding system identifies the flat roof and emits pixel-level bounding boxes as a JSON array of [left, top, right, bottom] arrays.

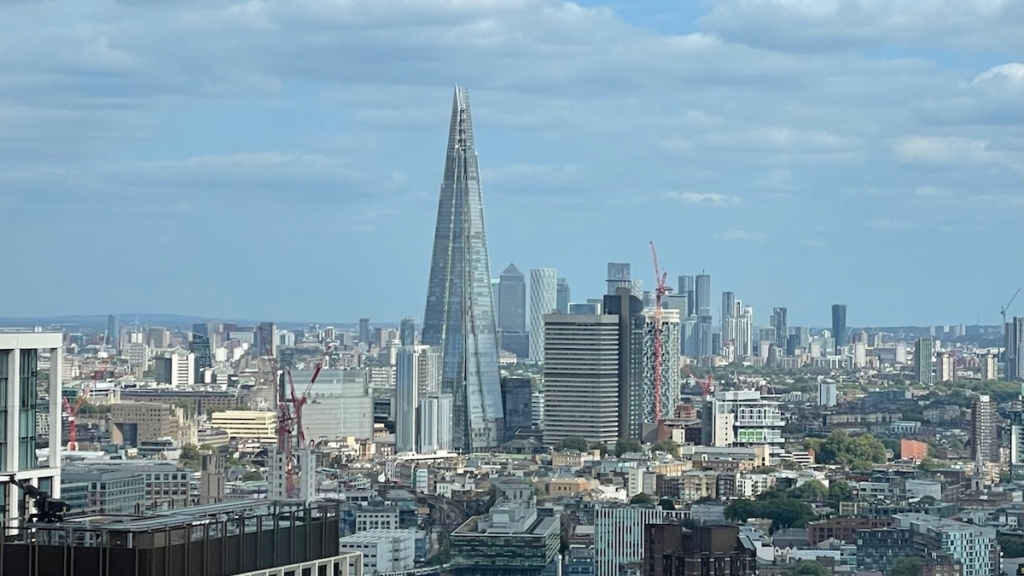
[[0, 332, 63, 349]]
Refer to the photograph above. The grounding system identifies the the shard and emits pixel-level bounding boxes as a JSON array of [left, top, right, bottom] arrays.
[[422, 86, 504, 451]]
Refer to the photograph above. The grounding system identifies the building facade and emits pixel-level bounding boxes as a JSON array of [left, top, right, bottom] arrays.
[[972, 395, 998, 466], [832, 304, 847, 354], [595, 504, 685, 576], [529, 268, 558, 363], [421, 86, 505, 452], [702, 390, 785, 447], [643, 524, 757, 576], [915, 337, 935, 385], [557, 277, 571, 314], [498, 264, 527, 336]]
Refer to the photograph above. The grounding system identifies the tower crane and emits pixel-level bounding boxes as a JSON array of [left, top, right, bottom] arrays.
[[1002, 289, 1021, 327], [64, 379, 98, 451], [649, 241, 671, 422]]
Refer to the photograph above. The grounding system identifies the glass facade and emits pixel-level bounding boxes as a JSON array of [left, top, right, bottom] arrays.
[[20, 349, 38, 469], [0, 351, 7, 472], [422, 86, 504, 451]]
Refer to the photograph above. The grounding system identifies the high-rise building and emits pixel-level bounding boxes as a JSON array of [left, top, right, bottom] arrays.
[[972, 394, 998, 466], [644, 524, 756, 576], [419, 393, 453, 453], [399, 317, 416, 346], [1, 332, 64, 528], [936, 352, 956, 383], [770, 307, 788, 351], [190, 323, 213, 383], [395, 347, 420, 453], [736, 305, 754, 358], [818, 380, 838, 407], [529, 268, 558, 363], [914, 337, 934, 385], [421, 86, 504, 451], [604, 288, 646, 440], [358, 318, 370, 344], [981, 353, 998, 381], [694, 274, 711, 317], [831, 304, 847, 354], [541, 313, 622, 447], [1007, 317, 1024, 381], [106, 314, 120, 350], [556, 277, 571, 314], [642, 308, 681, 424], [721, 291, 736, 346], [255, 321, 277, 356], [500, 376, 533, 441], [497, 264, 527, 335], [568, 302, 599, 315], [607, 262, 632, 295], [595, 504, 685, 576], [677, 276, 695, 317]]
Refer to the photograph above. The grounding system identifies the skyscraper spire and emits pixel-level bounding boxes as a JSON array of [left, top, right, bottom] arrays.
[[422, 86, 504, 451]]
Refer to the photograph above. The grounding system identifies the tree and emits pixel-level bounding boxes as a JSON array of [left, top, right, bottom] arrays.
[[179, 444, 201, 472], [815, 430, 887, 468], [828, 479, 852, 503], [651, 439, 680, 457], [615, 438, 643, 457], [724, 497, 815, 531], [241, 470, 264, 482], [999, 535, 1024, 558], [556, 436, 590, 452], [890, 557, 921, 576], [790, 480, 828, 501], [658, 498, 676, 510], [784, 561, 829, 576], [630, 492, 655, 505]]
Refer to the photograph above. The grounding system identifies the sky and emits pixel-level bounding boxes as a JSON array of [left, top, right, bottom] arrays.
[[0, 0, 1021, 328]]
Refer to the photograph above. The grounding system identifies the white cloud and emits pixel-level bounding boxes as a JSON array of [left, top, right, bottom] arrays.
[[665, 192, 740, 206], [716, 230, 766, 241], [893, 136, 1011, 164]]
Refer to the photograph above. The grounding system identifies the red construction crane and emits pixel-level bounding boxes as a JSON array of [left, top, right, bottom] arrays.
[[64, 380, 97, 451], [702, 374, 715, 397], [649, 241, 671, 422]]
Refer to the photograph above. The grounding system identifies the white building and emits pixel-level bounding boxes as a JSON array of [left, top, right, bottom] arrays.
[[529, 268, 558, 363], [643, 307, 681, 422], [818, 380, 838, 407], [736, 306, 754, 358], [164, 348, 194, 387], [418, 393, 453, 453], [395, 347, 419, 453], [853, 342, 867, 367], [296, 368, 374, 441], [702, 390, 785, 447], [339, 529, 417, 575], [1, 332, 63, 528], [594, 505, 685, 576], [893, 513, 997, 576], [125, 342, 150, 371]]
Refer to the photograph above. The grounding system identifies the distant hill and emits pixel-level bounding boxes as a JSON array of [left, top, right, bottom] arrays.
[[0, 314, 363, 331]]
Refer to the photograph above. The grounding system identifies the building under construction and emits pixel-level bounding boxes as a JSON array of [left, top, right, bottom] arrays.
[[0, 500, 360, 576]]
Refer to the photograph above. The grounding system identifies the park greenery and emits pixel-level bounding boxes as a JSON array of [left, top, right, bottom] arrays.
[[629, 492, 655, 505], [179, 444, 202, 472], [890, 557, 921, 576], [781, 561, 830, 576], [806, 430, 887, 470]]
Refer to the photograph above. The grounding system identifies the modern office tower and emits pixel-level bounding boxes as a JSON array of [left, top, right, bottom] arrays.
[[529, 268, 558, 363], [106, 314, 120, 350], [818, 380, 838, 407], [358, 318, 370, 344], [190, 323, 213, 383], [497, 263, 527, 335], [399, 317, 416, 346], [831, 304, 847, 354], [556, 277, 571, 314], [531, 391, 544, 429], [721, 291, 736, 346], [736, 305, 754, 358], [981, 353, 998, 381], [421, 86, 504, 451], [770, 307, 788, 351], [293, 368, 374, 440], [972, 394, 998, 466], [569, 302, 599, 315], [643, 308, 681, 423], [694, 274, 711, 317], [794, 326, 810, 348], [419, 393, 453, 453], [914, 337, 935, 385], [607, 262, 632, 295], [500, 377, 533, 441], [254, 321, 277, 356], [541, 313, 622, 447], [696, 316, 712, 358], [604, 288, 646, 441], [936, 352, 955, 383], [757, 327, 776, 352], [786, 334, 800, 357], [395, 347, 420, 453], [1, 332, 63, 528], [677, 275, 695, 317], [1007, 317, 1024, 381], [702, 390, 785, 447], [156, 348, 193, 385], [681, 317, 698, 357], [664, 293, 688, 315]]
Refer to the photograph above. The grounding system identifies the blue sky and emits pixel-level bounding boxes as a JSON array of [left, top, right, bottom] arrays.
[[0, 0, 1021, 327]]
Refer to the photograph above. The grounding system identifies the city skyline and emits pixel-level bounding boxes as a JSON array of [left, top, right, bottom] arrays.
[[0, 1, 1020, 326]]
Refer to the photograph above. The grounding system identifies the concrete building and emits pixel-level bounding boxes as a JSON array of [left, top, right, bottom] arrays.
[[498, 264, 527, 336], [339, 529, 417, 575], [419, 393, 453, 453], [125, 342, 150, 372], [643, 307, 681, 424], [500, 376, 533, 440], [858, 514, 998, 576], [155, 348, 194, 387], [450, 497, 560, 576], [110, 402, 182, 448], [542, 314, 621, 447], [937, 351, 956, 383], [972, 395, 998, 466], [915, 337, 935, 385], [595, 504, 685, 576], [981, 353, 998, 381], [529, 268, 558, 363], [209, 410, 277, 443], [1007, 317, 1024, 381], [556, 277, 571, 314], [0, 332, 63, 528], [603, 288, 646, 441], [702, 390, 785, 447], [643, 524, 756, 576], [818, 380, 838, 407], [63, 461, 190, 511], [60, 467, 146, 514], [296, 368, 374, 441]]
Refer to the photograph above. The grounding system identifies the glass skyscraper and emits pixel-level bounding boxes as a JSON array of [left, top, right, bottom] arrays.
[[422, 86, 504, 451], [831, 304, 847, 354]]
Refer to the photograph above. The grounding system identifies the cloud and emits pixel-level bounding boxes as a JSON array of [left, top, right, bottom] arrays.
[[866, 219, 920, 231], [893, 136, 1012, 165], [665, 192, 740, 206], [716, 230, 766, 241]]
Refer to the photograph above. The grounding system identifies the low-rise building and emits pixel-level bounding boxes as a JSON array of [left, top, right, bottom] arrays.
[[209, 410, 277, 442], [339, 528, 417, 575], [450, 497, 560, 576], [644, 523, 757, 576]]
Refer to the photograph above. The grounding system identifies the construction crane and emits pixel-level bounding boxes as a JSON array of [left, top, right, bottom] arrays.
[[1002, 289, 1021, 327], [63, 379, 98, 451], [702, 374, 714, 396], [649, 241, 671, 422]]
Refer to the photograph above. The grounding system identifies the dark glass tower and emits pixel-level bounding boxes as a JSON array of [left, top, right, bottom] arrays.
[[831, 304, 847, 354], [422, 86, 504, 451]]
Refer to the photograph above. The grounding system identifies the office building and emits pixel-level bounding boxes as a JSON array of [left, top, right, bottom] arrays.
[[556, 277, 571, 314], [915, 337, 935, 385], [736, 305, 753, 358], [831, 304, 847, 354], [818, 380, 838, 407], [858, 514, 997, 576], [0, 500, 358, 576], [124, 342, 149, 372], [721, 291, 736, 347], [106, 314, 119, 350], [770, 307, 788, 350], [501, 376, 533, 440], [1008, 317, 1024, 381], [702, 390, 785, 447], [604, 288, 646, 440], [694, 274, 711, 317], [396, 346, 421, 452], [399, 317, 416, 346], [421, 86, 505, 451], [498, 263, 527, 335], [678, 275, 695, 316], [936, 351, 956, 383], [295, 368, 375, 441], [529, 268, 558, 363], [190, 322, 213, 383], [60, 467, 145, 515], [154, 348, 194, 387], [340, 529, 417, 574], [450, 496, 560, 576], [541, 313, 622, 447], [253, 321, 277, 356], [607, 262, 632, 295], [419, 393, 454, 453], [595, 504, 685, 576], [644, 524, 757, 576], [110, 402, 183, 447], [209, 410, 277, 443], [0, 332, 63, 528], [972, 395, 998, 466], [358, 317, 370, 344], [568, 302, 599, 315]]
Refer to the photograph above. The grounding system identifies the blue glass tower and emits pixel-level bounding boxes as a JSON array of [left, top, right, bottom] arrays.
[[422, 86, 504, 451]]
